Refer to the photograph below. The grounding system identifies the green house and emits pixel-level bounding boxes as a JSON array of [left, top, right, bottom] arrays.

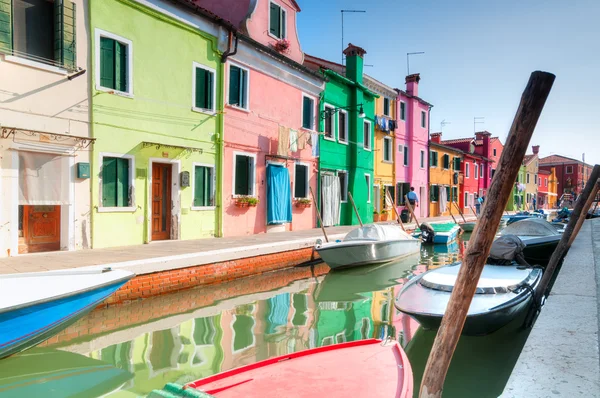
[[304, 45, 377, 226], [506, 165, 527, 211]]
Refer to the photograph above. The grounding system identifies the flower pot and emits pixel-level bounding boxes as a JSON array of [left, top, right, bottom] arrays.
[[235, 201, 248, 208], [248, 202, 258, 207], [380, 213, 389, 221], [373, 214, 380, 222], [296, 202, 311, 208]]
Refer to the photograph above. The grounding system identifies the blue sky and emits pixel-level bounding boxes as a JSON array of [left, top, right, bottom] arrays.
[[296, 0, 599, 165]]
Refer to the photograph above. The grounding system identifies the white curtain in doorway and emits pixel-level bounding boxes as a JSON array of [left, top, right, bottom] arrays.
[[18, 151, 69, 205], [321, 174, 340, 227], [439, 186, 448, 214]]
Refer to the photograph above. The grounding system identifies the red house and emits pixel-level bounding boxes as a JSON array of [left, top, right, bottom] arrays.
[[539, 155, 593, 196]]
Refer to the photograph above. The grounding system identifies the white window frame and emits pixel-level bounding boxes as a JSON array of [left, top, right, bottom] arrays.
[[403, 145, 409, 166], [421, 110, 426, 128], [465, 162, 470, 178], [365, 174, 371, 203], [293, 162, 310, 199], [464, 191, 469, 208], [534, 174, 538, 184], [480, 163, 484, 178], [338, 170, 349, 203], [526, 173, 530, 184], [302, 93, 316, 132], [191, 163, 216, 210], [383, 136, 393, 163], [363, 120, 372, 151], [545, 178, 548, 187], [442, 154, 450, 170], [383, 97, 390, 117], [98, 152, 136, 213], [227, 61, 250, 111], [338, 109, 348, 144], [420, 150, 425, 169], [493, 148, 497, 156], [566, 165, 573, 174], [232, 151, 257, 198], [192, 61, 217, 115], [430, 184, 438, 203], [268, 0, 287, 40], [399, 101, 406, 121], [474, 164, 479, 180], [95, 29, 134, 97]]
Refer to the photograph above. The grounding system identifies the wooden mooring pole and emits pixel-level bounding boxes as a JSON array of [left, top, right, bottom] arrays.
[[454, 202, 467, 223], [470, 205, 479, 219], [387, 191, 407, 232], [419, 71, 555, 398], [347, 191, 363, 227], [309, 187, 329, 243], [448, 203, 458, 224], [404, 195, 420, 229]]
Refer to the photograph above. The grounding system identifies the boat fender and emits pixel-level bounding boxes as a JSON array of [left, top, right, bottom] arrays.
[[419, 222, 436, 244]]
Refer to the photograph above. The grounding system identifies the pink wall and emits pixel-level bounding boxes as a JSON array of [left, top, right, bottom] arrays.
[[222, 62, 317, 237], [245, 0, 304, 64]]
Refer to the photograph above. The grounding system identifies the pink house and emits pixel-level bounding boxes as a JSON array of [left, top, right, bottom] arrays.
[[394, 74, 433, 218], [202, 0, 325, 236]]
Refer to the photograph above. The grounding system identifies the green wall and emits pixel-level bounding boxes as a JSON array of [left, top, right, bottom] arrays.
[[90, 0, 223, 248], [506, 165, 526, 211], [318, 60, 376, 226]]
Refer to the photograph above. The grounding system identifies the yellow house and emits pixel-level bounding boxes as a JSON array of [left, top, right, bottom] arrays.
[[366, 77, 397, 221], [429, 141, 463, 217], [523, 146, 540, 209]]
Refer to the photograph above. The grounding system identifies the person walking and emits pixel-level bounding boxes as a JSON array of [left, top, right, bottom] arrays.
[[406, 187, 419, 222], [532, 196, 537, 211], [475, 194, 483, 215]]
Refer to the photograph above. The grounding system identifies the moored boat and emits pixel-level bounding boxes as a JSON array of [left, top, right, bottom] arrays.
[[0, 268, 134, 359], [315, 224, 420, 270], [498, 218, 562, 266], [416, 222, 462, 244], [149, 339, 413, 398], [459, 221, 476, 232]]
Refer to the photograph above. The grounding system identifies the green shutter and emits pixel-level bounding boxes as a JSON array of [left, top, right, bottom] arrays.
[[54, 0, 76, 70], [195, 67, 206, 109], [295, 165, 307, 198], [115, 41, 127, 92], [194, 166, 205, 207], [240, 69, 247, 108], [0, 0, 12, 53], [302, 97, 312, 129], [269, 3, 280, 37], [235, 156, 249, 195], [205, 168, 212, 206], [100, 37, 115, 89], [281, 9, 286, 38], [102, 157, 117, 207], [229, 65, 241, 106], [205, 69, 213, 110], [116, 158, 129, 207]]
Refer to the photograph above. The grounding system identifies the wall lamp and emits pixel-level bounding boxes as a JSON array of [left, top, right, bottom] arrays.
[[320, 104, 365, 120]]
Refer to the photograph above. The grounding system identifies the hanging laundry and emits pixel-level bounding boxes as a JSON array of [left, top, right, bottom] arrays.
[[374, 116, 380, 127], [389, 120, 396, 132], [289, 129, 298, 152], [277, 126, 289, 156], [311, 132, 319, 157], [297, 131, 307, 150]]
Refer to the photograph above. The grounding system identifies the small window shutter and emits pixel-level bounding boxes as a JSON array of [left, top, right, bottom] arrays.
[[194, 166, 204, 207], [102, 157, 117, 207], [240, 69, 247, 108], [302, 97, 312, 129], [281, 9, 286, 38], [235, 156, 249, 195], [0, 0, 13, 53], [195, 68, 207, 109], [116, 158, 129, 207], [229, 66, 240, 106], [100, 37, 115, 89], [115, 41, 128, 92], [54, 0, 76, 70], [269, 3, 280, 36], [205, 70, 213, 110]]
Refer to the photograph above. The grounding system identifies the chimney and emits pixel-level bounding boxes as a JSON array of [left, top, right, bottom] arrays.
[[406, 74, 421, 97], [532, 145, 540, 155], [430, 132, 442, 144], [343, 43, 366, 84], [475, 130, 491, 158]]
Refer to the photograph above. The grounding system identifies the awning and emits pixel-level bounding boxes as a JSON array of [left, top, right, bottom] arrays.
[[18, 151, 70, 205], [1, 126, 95, 149]]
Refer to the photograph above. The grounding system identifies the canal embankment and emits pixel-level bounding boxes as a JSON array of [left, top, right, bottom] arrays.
[[502, 218, 600, 397], [0, 214, 478, 305]]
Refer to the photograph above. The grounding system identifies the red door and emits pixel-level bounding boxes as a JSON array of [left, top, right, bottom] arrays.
[[152, 163, 172, 241], [19, 205, 61, 254]]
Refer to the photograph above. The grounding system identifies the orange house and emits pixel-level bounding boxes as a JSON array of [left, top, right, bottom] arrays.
[[429, 141, 463, 217]]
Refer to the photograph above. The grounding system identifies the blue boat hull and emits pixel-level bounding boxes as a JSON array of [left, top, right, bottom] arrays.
[[0, 281, 128, 359]]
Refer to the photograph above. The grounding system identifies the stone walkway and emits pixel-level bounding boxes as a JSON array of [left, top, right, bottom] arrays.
[[0, 214, 476, 275]]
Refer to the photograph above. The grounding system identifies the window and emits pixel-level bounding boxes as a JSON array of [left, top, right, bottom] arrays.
[[452, 187, 458, 202], [383, 137, 392, 162], [97, 30, 133, 95], [8, 0, 77, 70], [383, 98, 390, 116], [338, 110, 348, 143], [534, 174, 538, 184], [193, 165, 215, 208], [430, 151, 438, 167], [430, 185, 439, 202], [465, 162, 470, 178], [294, 163, 309, 198], [453, 157, 461, 170], [363, 121, 371, 150], [474, 164, 479, 179], [396, 182, 410, 205], [493, 148, 497, 157], [491, 168, 496, 178], [545, 178, 548, 187], [234, 153, 256, 196], [338, 171, 348, 202], [526, 173, 530, 184], [228, 64, 249, 109], [269, 1, 286, 39], [442, 154, 450, 169], [323, 105, 334, 139], [400, 102, 406, 121], [101, 155, 132, 208], [480, 164, 484, 178], [421, 110, 426, 128], [193, 62, 216, 112], [302, 95, 315, 130], [464, 192, 469, 207], [445, 186, 451, 203], [384, 185, 395, 208], [420, 150, 425, 168], [365, 174, 371, 203], [404, 145, 409, 166], [566, 165, 573, 174]]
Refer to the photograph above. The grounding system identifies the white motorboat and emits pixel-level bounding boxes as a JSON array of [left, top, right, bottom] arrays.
[[315, 224, 421, 270]]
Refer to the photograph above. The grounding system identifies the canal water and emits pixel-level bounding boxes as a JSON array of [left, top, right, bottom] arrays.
[[0, 233, 532, 398]]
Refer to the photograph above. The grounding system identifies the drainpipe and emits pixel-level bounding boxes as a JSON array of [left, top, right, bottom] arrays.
[[221, 31, 238, 63]]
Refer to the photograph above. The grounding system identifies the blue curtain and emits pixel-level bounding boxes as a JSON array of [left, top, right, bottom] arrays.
[[267, 164, 292, 224]]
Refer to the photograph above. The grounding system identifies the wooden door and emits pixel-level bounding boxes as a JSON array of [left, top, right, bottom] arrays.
[[20, 205, 61, 254], [152, 163, 172, 241]]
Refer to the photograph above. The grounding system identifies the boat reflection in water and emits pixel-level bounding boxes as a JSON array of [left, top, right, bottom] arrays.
[[0, 348, 132, 398]]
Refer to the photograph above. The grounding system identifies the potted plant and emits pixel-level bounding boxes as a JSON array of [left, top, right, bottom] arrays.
[[295, 198, 312, 208], [235, 196, 259, 208], [373, 211, 380, 222], [274, 39, 290, 53], [380, 210, 389, 221]]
